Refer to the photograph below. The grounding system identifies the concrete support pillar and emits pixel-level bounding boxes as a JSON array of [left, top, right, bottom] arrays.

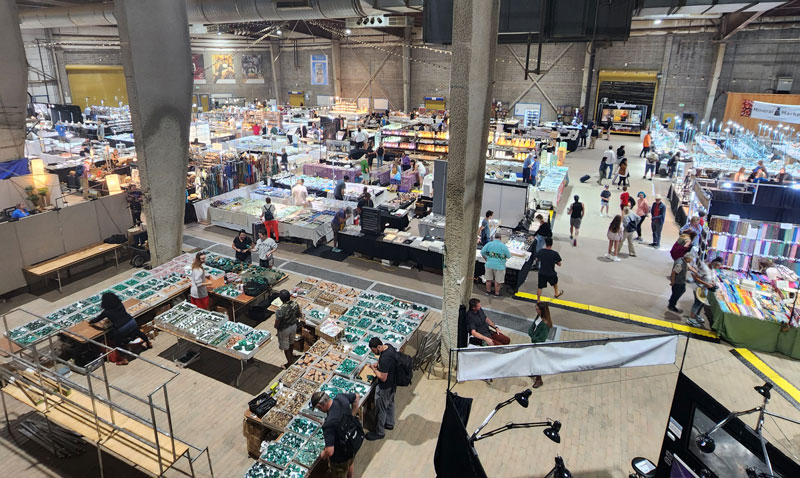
[[331, 38, 342, 99], [115, 0, 192, 266], [654, 35, 674, 122], [0, 1, 27, 162], [442, 0, 500, 359], [703, 42, 726, 124], [270, 41, 281, 103], [403, 26, 412, 112], [579, 43, 592, 117]]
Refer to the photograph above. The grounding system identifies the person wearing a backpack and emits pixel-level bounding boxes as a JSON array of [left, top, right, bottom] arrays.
[[311, 391, 363, 478], [366, 337, 399, 441], [261, 197, 279, 242]]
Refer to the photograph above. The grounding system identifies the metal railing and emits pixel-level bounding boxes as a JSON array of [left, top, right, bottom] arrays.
[[1, 308, 214, 478]]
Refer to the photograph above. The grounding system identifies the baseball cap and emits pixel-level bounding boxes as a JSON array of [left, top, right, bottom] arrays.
[[655, 194, 662, 200], [310, 391, 327, 409]]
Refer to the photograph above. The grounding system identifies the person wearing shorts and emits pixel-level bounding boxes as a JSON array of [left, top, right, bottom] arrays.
[[600, 185, 611, 217], [567, 195, 584, 247], [480, 233, 510, 297], [275, 289, 300, 368], [535, 237, 563, 301]]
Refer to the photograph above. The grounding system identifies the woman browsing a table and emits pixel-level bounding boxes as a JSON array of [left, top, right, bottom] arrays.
[[90, 292, 152, 365], [189, 252, 212, 309]]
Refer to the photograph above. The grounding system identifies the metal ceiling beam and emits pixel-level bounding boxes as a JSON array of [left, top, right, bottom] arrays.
[[353, 48, 394, 101], [505, 43, 573, 113], [719, 10, 767, 40], [348, 44, 395, 110]]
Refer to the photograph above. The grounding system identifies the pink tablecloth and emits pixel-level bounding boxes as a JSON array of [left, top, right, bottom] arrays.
[[399, 170, 418, 192], [368, 166, 392, 186], [303, 163, 361, 181]]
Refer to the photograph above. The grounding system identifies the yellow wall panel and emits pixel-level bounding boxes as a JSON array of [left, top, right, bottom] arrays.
[[66, 65, 128, 108]]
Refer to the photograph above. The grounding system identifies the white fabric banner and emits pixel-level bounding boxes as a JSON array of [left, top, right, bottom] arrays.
[[747, 100, 800, 125], [456, 335, 678, 382]]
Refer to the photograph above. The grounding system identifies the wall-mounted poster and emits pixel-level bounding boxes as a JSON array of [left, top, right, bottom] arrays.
[[212, 54, 236, 84], [241, 54, 264, 84], [192, 54, 206, 84], [310, 54, 328, 86]]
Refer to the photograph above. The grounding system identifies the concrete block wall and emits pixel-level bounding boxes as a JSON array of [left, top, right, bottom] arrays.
[[275, 46, 334, 104], [659, 35, 715, 122], [340, 46, 404, 110], [190, 50, 274, 102], [711, 27, 800, 120]]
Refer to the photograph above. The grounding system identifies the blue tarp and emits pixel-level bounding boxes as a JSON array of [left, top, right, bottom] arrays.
[[0, 158, 30, 179]]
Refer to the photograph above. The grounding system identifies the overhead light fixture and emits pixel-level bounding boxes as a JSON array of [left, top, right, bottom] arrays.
[[345, 28, 352, 35], [276, 29, 282, 35], [217, 31, 222, 36], [654, 18, 663, 25]]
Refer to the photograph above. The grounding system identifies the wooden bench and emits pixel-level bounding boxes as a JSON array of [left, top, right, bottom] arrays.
[[24, 242, 125, 293]]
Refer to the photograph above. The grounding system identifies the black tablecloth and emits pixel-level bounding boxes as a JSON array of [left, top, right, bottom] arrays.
[[338, 232, 534, 291], [380, 210, 410, 230], [185, 200, 198, 224]]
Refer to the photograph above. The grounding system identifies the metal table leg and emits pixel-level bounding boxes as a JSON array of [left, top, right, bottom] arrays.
[[235, 359, 258, 388], [57, 270, 63, 293], [114, 249, 119, 268]]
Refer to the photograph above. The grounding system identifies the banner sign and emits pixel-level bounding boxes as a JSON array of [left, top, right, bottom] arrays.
[[310, 54, 328, 86], [241, 54, 264, 84], [191, 54, 206, 84], [456, 334, 678, 382], [741, 99, 800, 125], [212, 54, 235, 84]]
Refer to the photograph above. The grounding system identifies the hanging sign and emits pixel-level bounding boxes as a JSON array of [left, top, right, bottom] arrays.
[[741, 99, 800, 125], [310, 54, 328, 86]]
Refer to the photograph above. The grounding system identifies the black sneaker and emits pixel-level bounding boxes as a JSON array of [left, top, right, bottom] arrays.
[[667, 306, 682, 313], [384, 425, 394, 430], [365, 432, 385, 441]]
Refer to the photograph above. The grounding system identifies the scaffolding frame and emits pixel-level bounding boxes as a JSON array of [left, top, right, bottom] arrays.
[[1, 308, 214, 478]]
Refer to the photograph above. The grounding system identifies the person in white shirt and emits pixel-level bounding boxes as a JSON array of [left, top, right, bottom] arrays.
[[255, 230, 278, 268], [416, 160, 427, 185], [291, 179, 309, 206], [602, 146, 616, 180], [355, 127, 368, 148], [189, 252, 212, 309]]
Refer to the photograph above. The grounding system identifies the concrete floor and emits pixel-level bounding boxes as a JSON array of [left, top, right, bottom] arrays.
[[1, 134, 798, 478]]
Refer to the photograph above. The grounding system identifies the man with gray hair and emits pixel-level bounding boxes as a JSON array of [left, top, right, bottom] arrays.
[[668, 251, 696, 313], [311, 390, 362, 478]]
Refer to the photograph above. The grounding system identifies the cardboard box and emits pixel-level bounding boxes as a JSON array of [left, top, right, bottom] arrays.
[[316, 318, 343, 343]]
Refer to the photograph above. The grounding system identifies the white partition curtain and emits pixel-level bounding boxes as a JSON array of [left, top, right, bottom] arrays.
[[455, 334, 679, 383]]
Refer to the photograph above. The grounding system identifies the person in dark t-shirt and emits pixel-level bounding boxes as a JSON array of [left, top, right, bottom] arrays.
[[312, 391, 361, 478], [535, 237, 563, 301], [232, 229, 253, 263], [366, 338, 398, 440]]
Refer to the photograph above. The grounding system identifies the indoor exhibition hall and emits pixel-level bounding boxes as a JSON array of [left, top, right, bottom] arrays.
[[2, 1, 800, 478]]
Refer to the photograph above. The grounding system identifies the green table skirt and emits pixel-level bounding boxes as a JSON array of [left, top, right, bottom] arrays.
[[709, 294, 800, 359]]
